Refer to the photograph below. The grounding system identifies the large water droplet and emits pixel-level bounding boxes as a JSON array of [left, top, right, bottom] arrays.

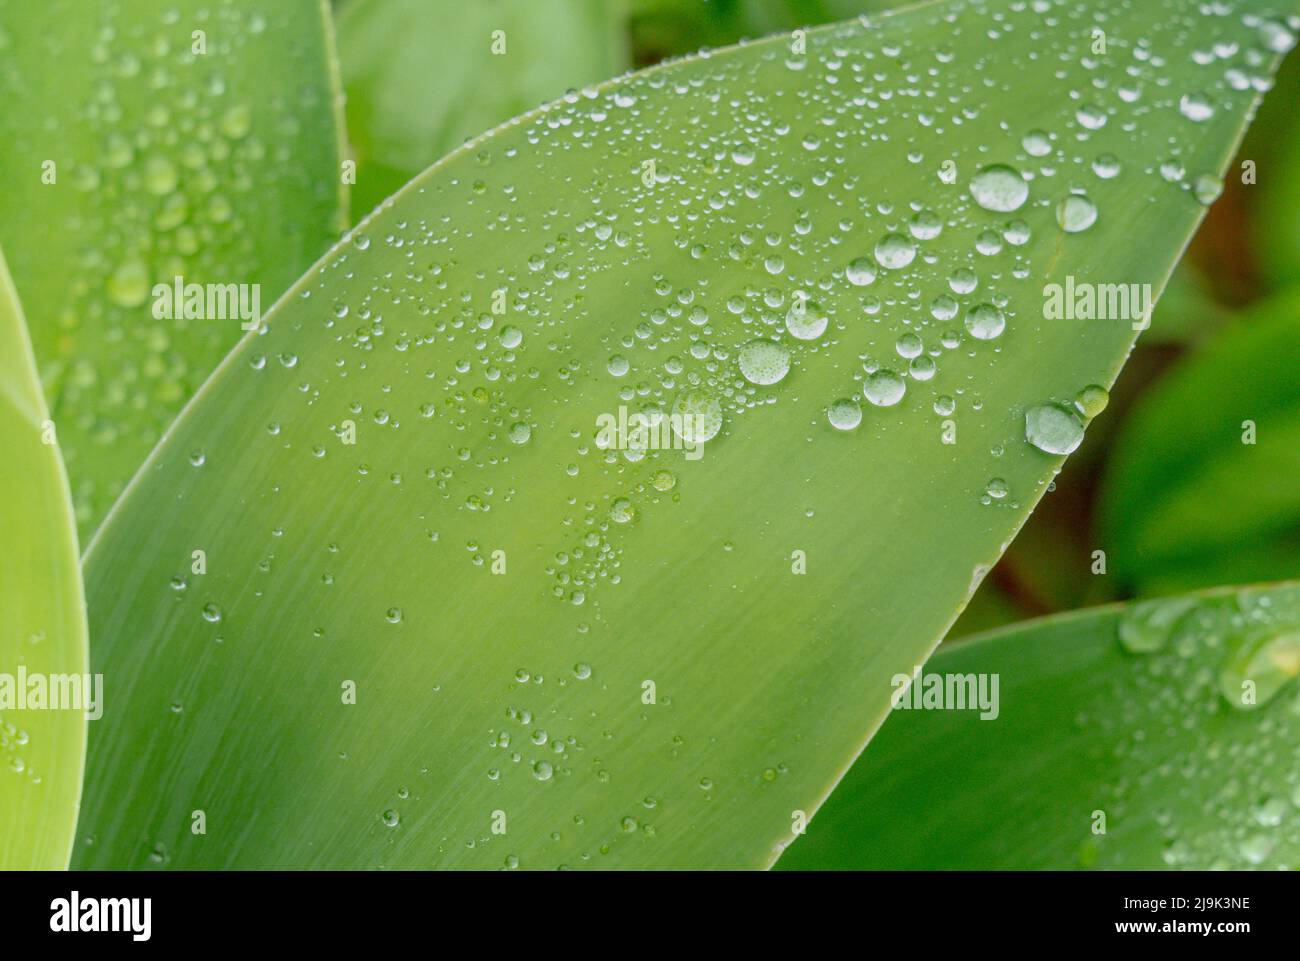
[[845, 258, 877, 286], [1024, 402, 1084, 454], [873, 233, 916, 269], [738, 339, 791, 384], [1179, 92, 1214, 122], [671, 392, 722, 444], [1056, 194, 1098, 233], [827, 398, 862, 431], [785, 299, 829, 340], [1118, 597, 1198, 653], [1219, 628, 1300, 710], [970, 164, 1029, 212], [863, 369, 906, 407], [964, 303, 1006, 341]]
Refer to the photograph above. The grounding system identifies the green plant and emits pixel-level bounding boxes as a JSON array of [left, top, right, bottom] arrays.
[[1, 0, 1297, 873]]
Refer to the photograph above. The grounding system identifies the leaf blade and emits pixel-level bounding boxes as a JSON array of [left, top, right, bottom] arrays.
[[0, 246, 88, 870], [776, 582, 1300, 870], [76, 0, 1297, 869]]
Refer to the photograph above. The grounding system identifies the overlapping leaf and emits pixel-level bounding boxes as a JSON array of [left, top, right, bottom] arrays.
[[1100, 289, 1300, 595], [0, 248, 88, 870], [778, 583, 1300, 870], [339, 0, 629, 219], [0, 0, 348, 539]]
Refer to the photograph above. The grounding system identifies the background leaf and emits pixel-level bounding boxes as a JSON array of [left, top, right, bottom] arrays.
[[0, 0, 348, 540], [1099, 289, 1300, 596], [777, 583, 1300, 870], [629, 0, 895, 63], [338, 0, 630, 220], [75, 0, 1295, 869], [0, 247, 88, 870]]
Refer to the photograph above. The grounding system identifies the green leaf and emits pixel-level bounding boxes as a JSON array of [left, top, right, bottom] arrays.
[[338, 0, 630, 220], [0, 246, 88, 870], [0, 0, 348, 541], [777, 583, 1300, 870], [1253, 42, 1300, 287], [1142, 262, 1233, 345], [1099, 288, 1300, 596], [630, 1, 896, 62], [75, 0, 1295, 869]]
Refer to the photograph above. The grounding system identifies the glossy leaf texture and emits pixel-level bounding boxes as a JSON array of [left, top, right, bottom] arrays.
[[1099, 289, 1300, 596], [0, 247, 89, 869], [76, 0, 1297, 869], [777, 583, 1300, 870], [0, 0, 348, 540], [338, 0, 629, 220]]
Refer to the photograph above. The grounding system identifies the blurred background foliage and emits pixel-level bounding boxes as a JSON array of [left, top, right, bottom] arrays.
[[335, 0, 1300, 639]]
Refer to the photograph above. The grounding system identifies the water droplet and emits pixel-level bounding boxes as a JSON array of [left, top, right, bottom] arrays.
[[1073, 384, 1110, 419], [908, 209, 943, 240], [1076, 104, 1108, 129], [873, 232, 916, 269], [107, 259, 150, 307], [827, 398, 862, 431], [1193, 174, 1223, 205], [785, 298, 828, 340], [651, 470, 676, 492], [1022, 130, 1052, 157], [507, 422, 532, 445], [1024, 402, 1084, 454], [1092, 153, 1121, 179], [609, 497, 636, 524], [1056, 194, 1098, 233], [845, 257, 877, 286], [964, 303, 1006, 341], [895, 332, 923, 359], [671, 392, 722, 444], [1179, 92, 1214, 122], [1219, 628, 1300, 710], [863, 369, 905, 407], [970, 164, 1029, 212], [1117, 597, 1197, 653], [738, 339, 791, 384], [1259, 18, 1297, 53]]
